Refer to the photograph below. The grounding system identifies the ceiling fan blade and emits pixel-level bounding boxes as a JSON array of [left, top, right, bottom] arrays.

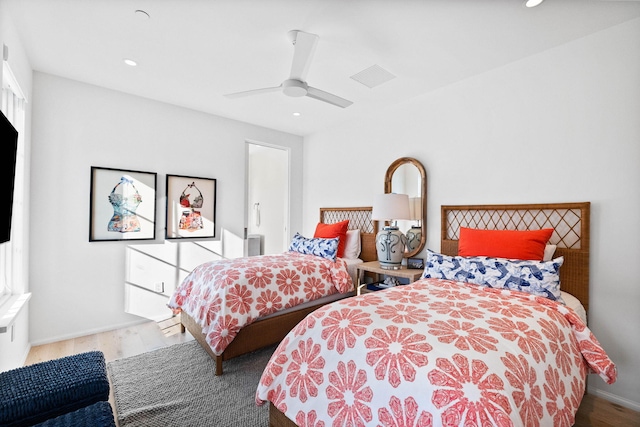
[[306, 86, 353, 108], [289, 30, 319, 81], [225, 86, 281, 99]]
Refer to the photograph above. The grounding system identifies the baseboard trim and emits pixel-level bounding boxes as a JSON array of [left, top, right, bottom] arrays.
[[588, 385, 640, 412], [30, 318, 150, 346]]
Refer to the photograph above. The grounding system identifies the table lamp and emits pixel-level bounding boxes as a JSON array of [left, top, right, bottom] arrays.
[[372, 193, 411, 269]]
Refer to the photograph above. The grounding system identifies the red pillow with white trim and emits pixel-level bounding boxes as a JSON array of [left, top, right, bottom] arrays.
[[458, 227, 553, 261]]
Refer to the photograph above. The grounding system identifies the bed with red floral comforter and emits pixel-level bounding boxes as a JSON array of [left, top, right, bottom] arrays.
[[168, 252, 353, 356], [256, 278, 616, 427]]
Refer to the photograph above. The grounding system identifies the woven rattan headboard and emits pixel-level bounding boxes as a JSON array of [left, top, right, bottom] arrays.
[[320, 207, 378, 262], [441, 202, 591, 312]]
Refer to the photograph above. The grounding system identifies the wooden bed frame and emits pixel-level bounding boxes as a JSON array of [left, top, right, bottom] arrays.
[[268, 201, 591, 426], [180, 207, 378, 375]]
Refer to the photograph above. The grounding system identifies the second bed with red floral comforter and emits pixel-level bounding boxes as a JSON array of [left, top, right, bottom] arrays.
[[168, 252, 353, 356], [255, 278, 616, 427]]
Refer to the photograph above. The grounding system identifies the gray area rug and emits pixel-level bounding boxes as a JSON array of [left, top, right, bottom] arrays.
[[107, 341, 276, 427]]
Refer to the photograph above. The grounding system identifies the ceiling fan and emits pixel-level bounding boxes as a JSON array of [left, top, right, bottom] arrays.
[[225, 30, 353, 108]]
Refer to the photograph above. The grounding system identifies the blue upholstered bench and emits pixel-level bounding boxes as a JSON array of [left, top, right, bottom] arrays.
[[0, 351, 112, 427], [33, 401, 115, 427]]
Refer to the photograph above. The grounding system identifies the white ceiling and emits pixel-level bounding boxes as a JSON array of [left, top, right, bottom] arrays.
[[5, 0, 640, 136]]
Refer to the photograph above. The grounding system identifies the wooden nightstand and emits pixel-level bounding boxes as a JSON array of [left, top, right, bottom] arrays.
[[355, 260, 424, 295]]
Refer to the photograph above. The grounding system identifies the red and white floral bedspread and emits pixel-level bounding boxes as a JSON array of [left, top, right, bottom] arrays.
[[256, 278, 616, 427], [168, 252, 353, 356]]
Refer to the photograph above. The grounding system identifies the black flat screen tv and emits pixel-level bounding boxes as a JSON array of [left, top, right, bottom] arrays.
[[0, 110, 18, 244]]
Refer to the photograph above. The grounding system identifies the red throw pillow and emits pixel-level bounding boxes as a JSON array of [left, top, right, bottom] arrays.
[[314, 220, 349, 259], [458, 227, 553, 261]]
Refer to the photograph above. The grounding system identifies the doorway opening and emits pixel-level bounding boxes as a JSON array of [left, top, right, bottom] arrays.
[[245, 142, 290, 255]]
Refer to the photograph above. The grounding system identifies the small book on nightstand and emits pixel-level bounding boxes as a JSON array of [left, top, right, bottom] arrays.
[[366, 282, 388, 292]]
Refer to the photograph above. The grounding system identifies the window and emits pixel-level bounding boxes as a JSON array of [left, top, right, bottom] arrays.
[[1, 61, 26, 305]]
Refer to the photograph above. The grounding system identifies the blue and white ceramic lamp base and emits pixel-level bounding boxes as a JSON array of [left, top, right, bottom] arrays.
[[376, 226, 407, 270]]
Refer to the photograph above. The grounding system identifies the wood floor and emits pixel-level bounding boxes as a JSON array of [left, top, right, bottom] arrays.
[[24, 317, 639, 427], [24, 317, 193, 366]]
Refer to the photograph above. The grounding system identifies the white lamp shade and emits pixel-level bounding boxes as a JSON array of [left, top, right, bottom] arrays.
[[372, 193, 411, 221]]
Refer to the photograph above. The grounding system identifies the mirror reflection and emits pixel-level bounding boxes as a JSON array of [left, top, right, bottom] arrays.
[[384, 157, 427, 258]]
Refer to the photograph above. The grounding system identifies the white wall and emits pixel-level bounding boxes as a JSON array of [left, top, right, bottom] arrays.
[[0, 1, 33, 371], [303, 18, 640, 410], [28, 72, 303, 344]]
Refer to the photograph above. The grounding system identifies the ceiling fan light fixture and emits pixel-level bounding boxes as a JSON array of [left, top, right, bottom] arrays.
[[282, 79, 308, 97], [524, 0, 544, 7]]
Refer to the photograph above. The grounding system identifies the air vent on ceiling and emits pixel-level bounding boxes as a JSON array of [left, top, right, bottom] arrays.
[[350, 64, 396, 88]]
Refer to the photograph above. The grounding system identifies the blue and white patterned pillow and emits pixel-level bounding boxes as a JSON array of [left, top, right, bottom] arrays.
[[421, 249, 565, 303], [289, 233, 339, 262]]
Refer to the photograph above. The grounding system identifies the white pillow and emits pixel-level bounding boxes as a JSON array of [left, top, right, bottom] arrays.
[[543, 244, 557, 261], [561, 291, 587, 324], [343, 229, 361, 259]]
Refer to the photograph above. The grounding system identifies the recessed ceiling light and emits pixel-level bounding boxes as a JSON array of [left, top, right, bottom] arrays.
[[292, 112, 301, 117], [123, 58, 137, 67], [524, 0, 544, 7], [135, 9, 150, 20]]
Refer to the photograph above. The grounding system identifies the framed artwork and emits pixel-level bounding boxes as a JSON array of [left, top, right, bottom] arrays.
[[407, 257, 424, 269], [166, 174, 216, 239], [89, 166, 157, 242]]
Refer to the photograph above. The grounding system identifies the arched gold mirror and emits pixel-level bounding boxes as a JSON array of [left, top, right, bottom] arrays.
[[384, 157, 427, 258]]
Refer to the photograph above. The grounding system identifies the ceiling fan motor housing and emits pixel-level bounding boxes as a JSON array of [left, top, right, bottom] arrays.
[[282, 79, 308, 97], [287, 29, 301, 45], [224, 30, 351, 107]]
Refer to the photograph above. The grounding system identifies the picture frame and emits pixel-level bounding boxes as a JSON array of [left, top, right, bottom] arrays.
[[407, 257, 424, 269], [89, 166, 157, 242], [166, 174, 216, 239]]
